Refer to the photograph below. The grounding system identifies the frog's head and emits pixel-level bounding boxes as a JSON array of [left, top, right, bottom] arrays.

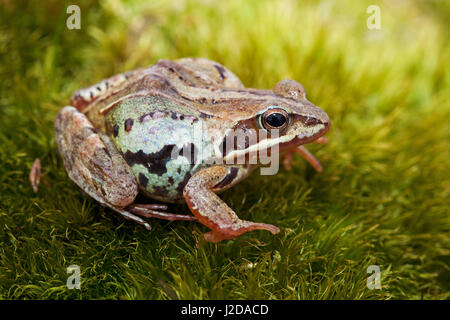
[[221, 79, 330, 164], [258, 79, 330, 150]]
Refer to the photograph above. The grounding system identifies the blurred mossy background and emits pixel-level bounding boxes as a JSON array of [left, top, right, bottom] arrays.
[[0, 0, 449, 299]]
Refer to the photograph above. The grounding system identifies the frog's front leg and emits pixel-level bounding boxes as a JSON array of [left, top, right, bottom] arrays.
[[183, 166, 280, 242], [283, 137, 329, 172], [55, 106, 152, 229], [283, 145, 323, 172]]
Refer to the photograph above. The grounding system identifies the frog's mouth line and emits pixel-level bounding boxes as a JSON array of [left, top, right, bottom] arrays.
[[221, 123, 329, 165], [280, 122, 330, 151]]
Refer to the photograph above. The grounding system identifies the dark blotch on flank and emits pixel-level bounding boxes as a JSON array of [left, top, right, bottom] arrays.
[[152, 185, 169, 197], [138, 173, 149, 188], [176, 172, 192, 195], [124, 118, 134, 132], [123, 143, 198, 177], [113, 124, 119, 137], [123, 145, 177, 176]]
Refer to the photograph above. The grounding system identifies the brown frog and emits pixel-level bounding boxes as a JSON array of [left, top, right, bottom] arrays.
[[55, 58, 330, 242]]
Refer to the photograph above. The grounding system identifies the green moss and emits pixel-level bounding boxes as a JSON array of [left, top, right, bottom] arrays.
[[0, 0, 448, 299]]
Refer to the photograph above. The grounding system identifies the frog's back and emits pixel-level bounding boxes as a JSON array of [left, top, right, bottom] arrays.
[[66, 58, 260, 202], [67, 58, 246, 202], [70, 58, 244, 118]]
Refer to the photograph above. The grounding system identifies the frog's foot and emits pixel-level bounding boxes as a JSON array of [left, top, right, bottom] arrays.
[[116, 210, 152, 230], [283, 135, 328, 172], [284, 136, 328, 171], [128, 204, 198, 222], [183, 166, 280, 243], [314, 137, 329, 144], [283, 145, 323, 172], [54, 106, 149, 228]]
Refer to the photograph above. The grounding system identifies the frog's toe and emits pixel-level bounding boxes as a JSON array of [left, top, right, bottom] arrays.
[[294, 145, 323, 172], [204, 220, 280, 242], [203, 223, 280, 243], [128, 204, 198, 222], [314, 137, 329, 144], [283, 145, 323, 172], [283, 151, 293, 171], [118, 210, 152, 230]]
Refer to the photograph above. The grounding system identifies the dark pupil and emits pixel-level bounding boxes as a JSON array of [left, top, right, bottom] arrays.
[[265, 113, 286, 128]]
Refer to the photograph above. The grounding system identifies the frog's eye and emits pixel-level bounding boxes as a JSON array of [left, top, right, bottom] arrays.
[[260, 108, 289, 131]]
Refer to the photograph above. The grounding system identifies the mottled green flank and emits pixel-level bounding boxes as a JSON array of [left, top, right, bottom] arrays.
[[0, 0, 449, 300]]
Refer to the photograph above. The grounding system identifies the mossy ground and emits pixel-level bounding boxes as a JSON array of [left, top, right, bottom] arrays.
[[0, 0, 449, 299]]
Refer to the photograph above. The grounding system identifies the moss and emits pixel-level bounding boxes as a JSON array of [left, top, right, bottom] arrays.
[[0, 0, 448, 299]]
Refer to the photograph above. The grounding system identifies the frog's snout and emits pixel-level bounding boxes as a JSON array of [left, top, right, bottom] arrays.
[[320, 110, 331, 132]]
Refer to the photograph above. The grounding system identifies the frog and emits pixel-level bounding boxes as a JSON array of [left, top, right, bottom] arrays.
[[55, 58, 330, 242]]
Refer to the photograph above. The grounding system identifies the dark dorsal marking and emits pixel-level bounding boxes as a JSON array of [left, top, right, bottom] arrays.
[[214, 64, 227, 81], [199, 112, 213, 119], [158, 60, 196, 87], [139, 111, 168, 122], [139, 110, 198, 123]]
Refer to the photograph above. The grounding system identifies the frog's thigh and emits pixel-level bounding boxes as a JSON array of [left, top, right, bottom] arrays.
[[183, 166, 280, 242], [55, 106, 139, 209]]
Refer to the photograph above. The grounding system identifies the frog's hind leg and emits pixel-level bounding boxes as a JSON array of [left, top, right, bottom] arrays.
[[128, 204, 198, 222], [183, 166, 280, 242], [55, 106, 151, 230]]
